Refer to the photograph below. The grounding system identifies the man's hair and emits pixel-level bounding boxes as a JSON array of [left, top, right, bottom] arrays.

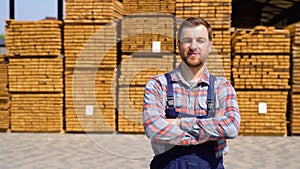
[[177, 17, 213, 41]]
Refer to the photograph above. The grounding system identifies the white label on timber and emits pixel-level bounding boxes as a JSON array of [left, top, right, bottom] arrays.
[[258, 102, 267, 114], [85, 105, 94, 116], [152, 41, 161, 53]]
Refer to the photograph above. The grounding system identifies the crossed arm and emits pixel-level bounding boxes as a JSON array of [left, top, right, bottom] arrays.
[[142, 77, 240, 146]]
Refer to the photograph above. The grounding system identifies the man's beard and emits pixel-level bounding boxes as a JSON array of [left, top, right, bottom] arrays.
[[181, 54, 206, 68]]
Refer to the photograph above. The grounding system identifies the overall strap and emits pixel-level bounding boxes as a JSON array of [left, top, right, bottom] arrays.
[[207, 74, 216, 118], [164, 73, 178, 118], [164, 73, 216, 119]]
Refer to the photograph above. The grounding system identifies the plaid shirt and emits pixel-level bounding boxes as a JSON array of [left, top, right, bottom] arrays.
[[142, 63, 240, 158]]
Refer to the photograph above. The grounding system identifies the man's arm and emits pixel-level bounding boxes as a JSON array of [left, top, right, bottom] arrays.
[[142, 76, 208, 145], [180, 78, 241, 140]]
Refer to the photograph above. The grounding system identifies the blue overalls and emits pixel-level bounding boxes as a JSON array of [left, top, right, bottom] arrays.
[[150, 73, 224, 169]]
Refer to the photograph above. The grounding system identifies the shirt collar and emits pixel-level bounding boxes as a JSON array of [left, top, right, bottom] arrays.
[[170, 62, 210, 86]]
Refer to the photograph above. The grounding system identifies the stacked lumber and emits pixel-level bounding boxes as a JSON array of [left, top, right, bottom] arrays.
[[64, 24, 117, 69], [64, 22, 117, 132], [232, 26, 290, 53], [232, 26, 290, 136], [118, 54, 174, 132], [232, 26, 290, 89], [5, 20, 64, 132], [286, 23, 300, 92], [5, 19, 62, 57], [175, 0, 232, 29], [8, 57, 63, 92], [64, 0, 123, 24], [232, 54, 290, 89], [237, 91, 288, 136], [121, 16, 175, 53], [0, 54, 10, 131], [123, 0, 175, 15], [286, 22, 300, 135], [64, 69, 116, 132], [10, 93, 63, 132], [290, 94, 300, 134]]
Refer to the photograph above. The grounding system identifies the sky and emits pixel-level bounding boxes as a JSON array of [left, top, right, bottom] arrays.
[[0, 0, 61, 35]]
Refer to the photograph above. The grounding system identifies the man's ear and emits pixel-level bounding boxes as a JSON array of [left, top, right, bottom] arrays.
[[177, 40, 181, 51], [209, 41, 212, 53]]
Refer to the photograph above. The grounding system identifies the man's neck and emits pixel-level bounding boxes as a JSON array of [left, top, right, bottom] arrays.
[[181, 61, 205, 82]]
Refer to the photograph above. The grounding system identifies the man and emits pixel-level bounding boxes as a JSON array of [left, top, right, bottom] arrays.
[[142, 17, 240, 169]]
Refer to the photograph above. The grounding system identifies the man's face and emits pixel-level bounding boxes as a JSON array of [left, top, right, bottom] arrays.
[[178, 25, 212, 68]]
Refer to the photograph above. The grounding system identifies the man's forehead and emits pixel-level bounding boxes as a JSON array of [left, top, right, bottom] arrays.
[[180, 25, 208, 38]]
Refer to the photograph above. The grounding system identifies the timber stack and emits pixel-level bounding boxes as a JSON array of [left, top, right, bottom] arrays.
[[0, 54, 9, 131], [231, 26, 290, 136], [64, 0, 123, 132], [119, 1, 176, 133], [286, 22, 300, 135], [5, 19, 64, 132]]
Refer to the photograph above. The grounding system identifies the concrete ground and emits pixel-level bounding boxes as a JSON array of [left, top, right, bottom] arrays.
[[0, 133, 300, 169]]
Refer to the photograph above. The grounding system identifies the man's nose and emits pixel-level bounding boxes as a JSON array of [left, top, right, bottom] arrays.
[[189, 40, 197, 50]]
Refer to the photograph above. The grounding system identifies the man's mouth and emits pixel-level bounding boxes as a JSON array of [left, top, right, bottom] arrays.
[[188, 52, 198, 56]]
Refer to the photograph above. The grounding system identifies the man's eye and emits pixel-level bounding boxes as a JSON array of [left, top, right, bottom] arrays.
[[182, 39, 192, 44], [197, 39, 206, 43]]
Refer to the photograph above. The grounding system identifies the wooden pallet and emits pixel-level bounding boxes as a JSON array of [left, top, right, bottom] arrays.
[[5, 19, 62, 57], [8, 57, 63, 92], [64, 68, 116, 132], [10, 93, 63, 132], [64, 24, 117, 69], [65, 0, 123, 24], [121, 16, 175, 53], [123, 0, 175, 15], [236, 90, 288, 136]]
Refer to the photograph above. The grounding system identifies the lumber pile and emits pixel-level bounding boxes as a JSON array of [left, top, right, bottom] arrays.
[[237, 91, 288, 136], [64, 0, 123, 24], [64, 1, 120, 132], [232, 26, 290, 53], [118, 54, 174, 132], [286, 22, 300, 135], [232, 26, 290, 90], [286, 22, 300, 92], [65, 69, 116, 132], [231, 26, 290, 136], [290, 94, 300, 135], [64, 24, 117, 69], [8, 57, 63, 92], [5, 20, 64, 132], [175, 0, 232, 29], [0, 54, 9, 131], [10, 93, 63, 132], [118, 15, 175, 132], [5, 20, 62, 57], [123, 0, 175, 15], [121, 16, 175, 53]]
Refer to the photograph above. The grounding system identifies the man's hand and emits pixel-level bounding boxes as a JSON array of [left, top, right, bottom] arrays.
[[215, 109, 226, 118]]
